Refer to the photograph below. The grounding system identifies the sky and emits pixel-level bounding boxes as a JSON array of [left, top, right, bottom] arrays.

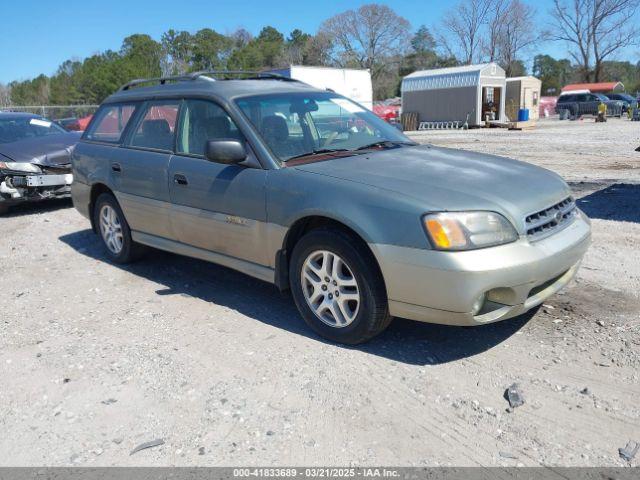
[[1, 0, 638, 84]]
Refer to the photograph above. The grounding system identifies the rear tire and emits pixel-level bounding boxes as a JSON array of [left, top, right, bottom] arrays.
[[0, 204, 9, 216], [93, 193, 146, 264], [568, 105, 577, 120], [289, 228, 392, 344]]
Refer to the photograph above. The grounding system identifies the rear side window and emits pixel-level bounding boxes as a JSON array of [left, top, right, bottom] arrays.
[[129, 102, 180, 151], [177, 99, 243, 156], [84, 104, 137, 143]]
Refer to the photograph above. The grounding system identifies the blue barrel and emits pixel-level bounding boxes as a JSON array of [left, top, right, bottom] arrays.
[[518, 108, 530, 122]]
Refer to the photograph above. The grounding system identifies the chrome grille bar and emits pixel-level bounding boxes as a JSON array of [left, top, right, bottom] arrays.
[[526, 197, 577, 240]]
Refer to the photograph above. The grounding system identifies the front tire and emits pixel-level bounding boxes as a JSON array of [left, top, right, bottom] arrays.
[[93, 193, 145, 264], [289, 229, 392, 344]]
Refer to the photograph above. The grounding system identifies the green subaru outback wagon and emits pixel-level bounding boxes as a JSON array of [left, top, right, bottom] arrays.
[[72, 71, 591, 344]]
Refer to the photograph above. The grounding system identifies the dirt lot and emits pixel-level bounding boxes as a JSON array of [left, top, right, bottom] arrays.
[[1, 118, 639, 467], [407, 116, 640, 183]]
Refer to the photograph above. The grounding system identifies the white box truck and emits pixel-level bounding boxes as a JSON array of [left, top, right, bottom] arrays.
[[270, 66, 373, 110]]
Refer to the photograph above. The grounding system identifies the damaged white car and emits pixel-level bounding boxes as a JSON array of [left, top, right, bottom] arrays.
[[0, 112, 79, 214]]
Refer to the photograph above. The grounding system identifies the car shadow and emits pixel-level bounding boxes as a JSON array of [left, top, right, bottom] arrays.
[[59, 229, 534, 366], [3, 198, 73, 217], [573, 182, 640, 223]]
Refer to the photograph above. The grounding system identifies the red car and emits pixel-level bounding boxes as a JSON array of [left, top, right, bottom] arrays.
[[77, 115, 94, 131], [373, 100, 400, 123]]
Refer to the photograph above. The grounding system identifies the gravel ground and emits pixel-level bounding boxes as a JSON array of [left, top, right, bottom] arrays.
[[0, 118, 639, 467], [406, 116, 640, 183]]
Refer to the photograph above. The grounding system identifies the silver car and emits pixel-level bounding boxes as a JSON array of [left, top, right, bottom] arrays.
[[0, 112, 78, 214], [71, 72, 591, 344]]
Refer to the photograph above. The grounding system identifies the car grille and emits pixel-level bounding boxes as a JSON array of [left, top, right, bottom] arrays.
[[525, 197, 577, 240]]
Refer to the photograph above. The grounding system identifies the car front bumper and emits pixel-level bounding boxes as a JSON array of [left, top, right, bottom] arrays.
[[370, 212, 591, 326], [0, 172, 73, 206]]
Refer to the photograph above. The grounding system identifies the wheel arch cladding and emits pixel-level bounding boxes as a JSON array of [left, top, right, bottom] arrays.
[[89, 183, 115, 232], [275, 215, 384, 293]]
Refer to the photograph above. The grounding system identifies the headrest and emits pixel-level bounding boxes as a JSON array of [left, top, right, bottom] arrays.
[[207, 116, 231, 138], [142, 119, 170, 137], [261, 115, 289, 143]]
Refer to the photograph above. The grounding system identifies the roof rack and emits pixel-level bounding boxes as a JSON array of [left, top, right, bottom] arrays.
[[118, 70, 299, 91], [119, 75, 195, 91]]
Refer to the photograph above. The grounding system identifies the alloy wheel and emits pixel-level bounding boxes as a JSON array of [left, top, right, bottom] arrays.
[[99, 204, 124, 255], [301, 250, 360, 328]]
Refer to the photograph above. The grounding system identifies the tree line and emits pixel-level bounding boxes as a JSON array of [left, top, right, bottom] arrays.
[[2, 1, 639, 108]]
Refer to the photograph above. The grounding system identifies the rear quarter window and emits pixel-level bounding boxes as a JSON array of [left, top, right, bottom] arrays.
[[84, 104, 138, 143]]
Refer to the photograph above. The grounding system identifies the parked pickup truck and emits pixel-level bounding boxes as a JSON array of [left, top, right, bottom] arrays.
[[556, 92, 623, 118]]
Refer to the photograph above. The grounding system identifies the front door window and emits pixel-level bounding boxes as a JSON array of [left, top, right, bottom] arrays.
[[177, 99, 244, 156]]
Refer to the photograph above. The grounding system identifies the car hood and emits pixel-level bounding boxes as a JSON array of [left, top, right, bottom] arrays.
[[293, 144, 572, 230], [0, 132, 80, 167]]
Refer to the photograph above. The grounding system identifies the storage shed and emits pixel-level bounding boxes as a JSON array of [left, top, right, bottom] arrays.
[[506, 76, 542, 121], [401, 63, 506, 127]]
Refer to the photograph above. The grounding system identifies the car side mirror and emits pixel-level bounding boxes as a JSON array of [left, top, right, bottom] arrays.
[[205, 139, 247, 165]]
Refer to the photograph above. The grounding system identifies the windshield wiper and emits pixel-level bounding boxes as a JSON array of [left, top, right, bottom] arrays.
[[285, 148, 351, 161], [285, 141, 416, 162], [354, 140, 416, 151]]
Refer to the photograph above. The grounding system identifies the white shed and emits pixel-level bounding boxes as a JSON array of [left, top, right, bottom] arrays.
[[401, 63, 507, 127], [506, 76, 542, 121]]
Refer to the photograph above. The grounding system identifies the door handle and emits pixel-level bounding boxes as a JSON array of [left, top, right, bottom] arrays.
[[174, 174, 188, 186], [111, 163, 122, 173]]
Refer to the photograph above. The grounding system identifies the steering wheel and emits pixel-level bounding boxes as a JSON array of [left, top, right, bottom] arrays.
[[322, 130, 341, 148], [322, 124, 354, 148]]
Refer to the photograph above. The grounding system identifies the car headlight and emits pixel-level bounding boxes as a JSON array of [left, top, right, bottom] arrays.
[[0, 161, 42, 174], [423, 211, 518, 251]]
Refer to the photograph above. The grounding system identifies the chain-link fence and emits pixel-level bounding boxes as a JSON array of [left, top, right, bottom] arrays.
[[0, 105, 99, 121]]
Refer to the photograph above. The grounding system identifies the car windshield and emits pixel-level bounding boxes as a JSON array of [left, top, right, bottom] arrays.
[[594, 94, 609, 101], [0, 116, 66, 144], [236, 92, 414, 162]]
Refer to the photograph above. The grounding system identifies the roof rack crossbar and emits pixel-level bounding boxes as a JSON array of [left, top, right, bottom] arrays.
[[119, 75, 196, 91], [118, 70, 300, 91]]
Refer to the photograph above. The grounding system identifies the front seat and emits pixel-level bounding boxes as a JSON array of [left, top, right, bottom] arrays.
[[190, 116, 232, 155], [207, 116, 232, 139], [261, 115, 293, 158], [141, 119, 172, 150]]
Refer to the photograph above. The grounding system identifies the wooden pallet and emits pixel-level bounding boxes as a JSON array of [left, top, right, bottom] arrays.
[[486, 121, 510, 128], [508, 120, 536, 130]]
